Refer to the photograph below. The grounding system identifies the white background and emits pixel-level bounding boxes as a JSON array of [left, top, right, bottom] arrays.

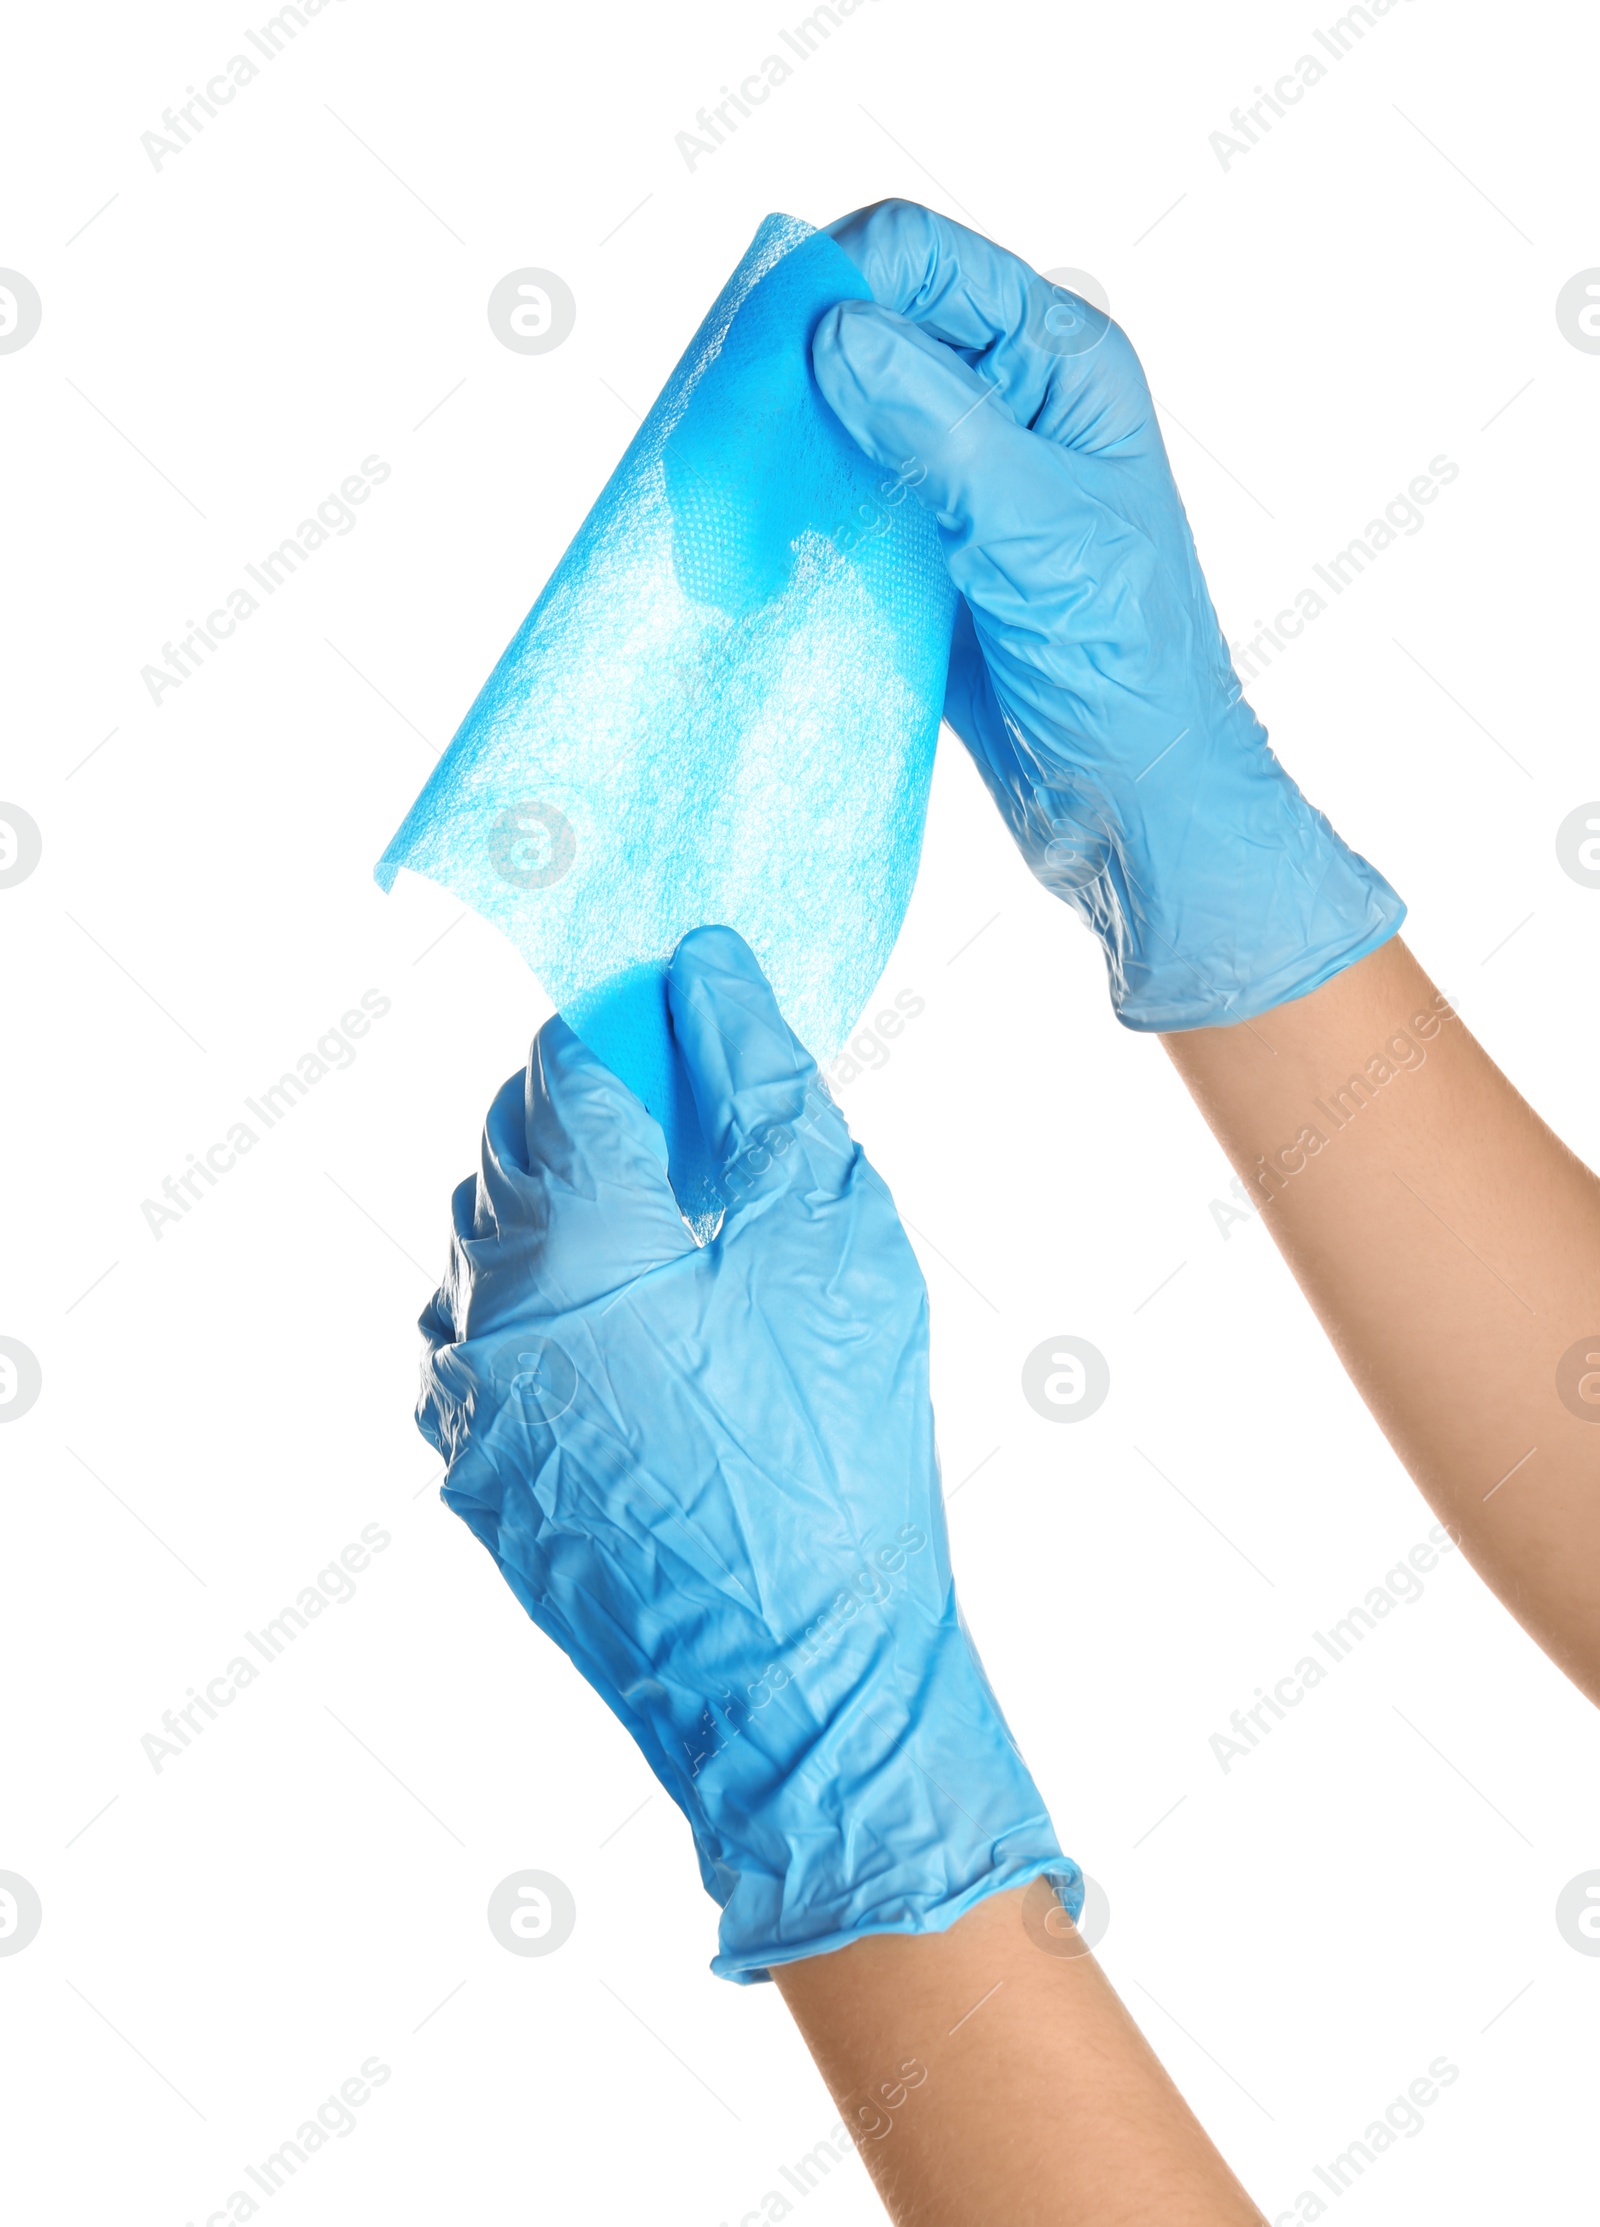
[[3, 1, 1598, 2221]]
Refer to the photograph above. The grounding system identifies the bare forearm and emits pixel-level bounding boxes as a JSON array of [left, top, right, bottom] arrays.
[[773, 1888, 1264, 2226], [1162, 935, 1600, 1702]]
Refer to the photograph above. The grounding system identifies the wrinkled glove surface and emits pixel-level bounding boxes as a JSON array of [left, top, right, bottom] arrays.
[[813, 198, 1405, 1031], [420, 926, 1076, 1979]]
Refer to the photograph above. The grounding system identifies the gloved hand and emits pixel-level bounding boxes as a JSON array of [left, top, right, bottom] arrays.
[[419, 925, 1077, 1980], [812, 199, 1405, 1031]]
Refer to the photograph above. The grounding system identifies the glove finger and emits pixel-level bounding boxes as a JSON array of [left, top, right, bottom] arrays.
[[825, 197, 1158, 458], [665, 926, 851, 1207], [454, 1017, 696, 1329]]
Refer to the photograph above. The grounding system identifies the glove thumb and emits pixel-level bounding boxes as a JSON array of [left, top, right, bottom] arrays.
[[666, 926, 854, 1225], [812, 299, 1093, 612]]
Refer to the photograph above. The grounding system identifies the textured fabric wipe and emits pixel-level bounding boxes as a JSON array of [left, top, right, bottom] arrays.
[[375, 214, 955, 1231]]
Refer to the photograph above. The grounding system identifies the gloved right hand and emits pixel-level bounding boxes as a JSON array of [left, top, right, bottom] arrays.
[[812, 199, 1405, 1033]]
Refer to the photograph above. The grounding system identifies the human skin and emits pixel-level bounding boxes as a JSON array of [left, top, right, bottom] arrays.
[[773, 1885, 1266, 2226], [767, 934, 1600, 2227], [789, 192, 1599, 2225], [1161, 932, 1600, 1706]]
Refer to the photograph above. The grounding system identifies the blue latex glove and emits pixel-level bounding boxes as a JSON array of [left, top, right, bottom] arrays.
[[419, 926, 1077, 1980], [812, 200, 1405, 1031]]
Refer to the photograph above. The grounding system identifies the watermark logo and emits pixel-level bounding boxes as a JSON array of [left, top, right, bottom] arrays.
[[0, 1338, 42, 1423], [1555, 270, 1600, 354], [0, 1872, 42, 1956], [1227, 455, 1460, 690], [487, 1869, 576, 1955], [1207, 991, 1458, 1236], [140, 6, 349, 173], [487, 270, 576, 355], [1026, 269, 1111, 359], [823, 454, 926, 560], [1208, 1524, 1459, 1773], [1277, 2055, 1460, 2215], [1021, 1871, 1107, 1956], [719, 1077, 845, 1204], [721, 2103, 886, 2216], [685, 1525, 929, 1781], [0, 805, 41, 889], [142, 989, 393, 1240], [496, 1335, 578, 1422], [674, 3, 884, 172], [1208, 4, 1417, 174], [198, 2055, 391, 2217], [1556, 1871, 1600, 1954], [140, 455, 392, 707], [1555, 802, 1600, 888], [140, 1523, 393, 1772], [488, 800, 576, 889], [1042, 811, 1113, 898], [824, 989, 925, 1094], [1021, 1335, 1110, 1423], [840, 2056, 929, 2146], [1555, 1337, 1600, 1424], [0, 270, 42, 355]]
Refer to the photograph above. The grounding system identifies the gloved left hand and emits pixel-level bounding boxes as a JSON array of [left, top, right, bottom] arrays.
[[419, 926, 1077, 1980]]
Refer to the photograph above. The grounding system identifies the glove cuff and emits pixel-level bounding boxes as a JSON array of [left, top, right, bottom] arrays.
[[1064, 704, 1406, 1032], [700, 1619, 1078, 1982]]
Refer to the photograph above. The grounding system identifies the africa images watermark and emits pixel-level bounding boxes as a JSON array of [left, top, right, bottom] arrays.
[[823, 989, 926, 1095], [1271, 2055, 1459, 2225], [1209, 1522, 1460, 1775], [140, 988, 392, 1239], [140, 455, 392, 708], [714, 991, 928, 1202], [187, 2053, 391, 2223], [1209, 0, 1418, 173], [140, 0, 348, 171], [675, 0, 883, 170], [1225, 453, 1459, 692], [715, 2113, 877, 2225], [715, 2058, 930, 2224], [685, 1524, 930, 1781], [718, 1072, 847, 1204], [1206, 989, 1458, 1239], [141, 1522, 392, 1773], [822, 455, 927, 563]]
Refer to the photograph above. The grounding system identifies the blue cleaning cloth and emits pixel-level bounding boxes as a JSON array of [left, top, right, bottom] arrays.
[[377, 215, 955, 1230], [421, 926, 1080, 1980]]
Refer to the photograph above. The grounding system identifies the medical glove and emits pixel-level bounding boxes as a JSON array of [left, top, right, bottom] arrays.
[[812, 199, 1405, 1031], [418, 926, 1077, 1980]]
